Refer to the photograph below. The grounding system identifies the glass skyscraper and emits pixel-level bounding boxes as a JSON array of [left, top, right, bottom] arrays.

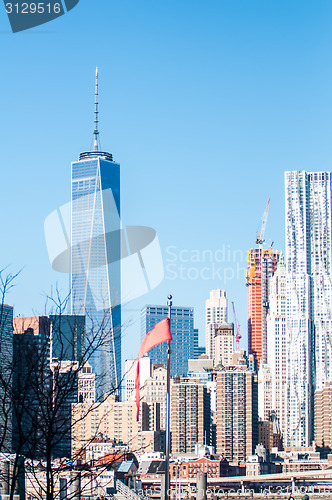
[[285, 171, 332, 447], [140, 305, 198, 377], [70, 70, 121, 397]]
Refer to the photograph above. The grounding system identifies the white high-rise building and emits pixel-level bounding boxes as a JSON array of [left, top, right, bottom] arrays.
[[78, 362, 96, 402], [267, 254, 287, 436], [214, 323, 234, 367], [205, 289, 227, 360], [285, 171, 332, 447], [258, 364, 272, 421], [124, 357, 151, 401]]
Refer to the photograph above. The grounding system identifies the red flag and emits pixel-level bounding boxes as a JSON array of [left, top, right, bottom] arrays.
[[135, 317, 172, 420]]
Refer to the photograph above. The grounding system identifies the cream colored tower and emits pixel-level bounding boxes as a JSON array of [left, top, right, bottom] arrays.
[[214, 322, 234, 367], [205, 289, 227, 360], [267, 254, 287, 436]]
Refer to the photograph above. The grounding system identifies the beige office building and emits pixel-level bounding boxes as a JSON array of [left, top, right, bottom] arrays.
[[140, 364, 167, 430], [72, 395, 161, 458], [205, 289, 228, 360], [315, 383, 332, 448], [78, 362, 96, 402], [214, 322, 234, 367]]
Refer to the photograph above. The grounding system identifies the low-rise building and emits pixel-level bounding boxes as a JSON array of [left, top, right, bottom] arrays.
[[246, 455, 270, 476], [170, 456, 229, 479], [315, 382, 332, 448]]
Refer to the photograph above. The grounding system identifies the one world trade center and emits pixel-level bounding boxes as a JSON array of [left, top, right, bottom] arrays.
[[70, 69, 121, 398]]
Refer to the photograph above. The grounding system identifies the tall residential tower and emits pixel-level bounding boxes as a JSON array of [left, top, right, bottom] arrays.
[[285, 171, 332, 446], [266, 253, 287, 437]]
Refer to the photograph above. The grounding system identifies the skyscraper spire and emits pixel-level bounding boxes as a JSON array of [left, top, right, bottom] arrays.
[[79, 67, 113, 161], [94, 67, 99, 152]]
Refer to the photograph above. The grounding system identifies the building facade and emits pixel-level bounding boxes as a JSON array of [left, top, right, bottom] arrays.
[[51, 360, 79, 458], [170, 378, 211, 454], [257, 364, 272, 421], [188, 355, 214, 383], [141, 306, 197, 377], [214, 322, 234, 367], [141, 364, 167, 430], [78, 361, 96, 402], [12, 316, 52, 458], [0, 304, 13, 452], [49, 314, 85, 363], [71, 394, 116, 458], [266, 254, 287, 436], [285, 171, 332, 446], [72, 395, 161, 457], [205, 290, 227, 360], [215, 365, 258, 462], [314, 382, 332, 448], [124, 357, 151, 401], [170, 456, 229, 480]]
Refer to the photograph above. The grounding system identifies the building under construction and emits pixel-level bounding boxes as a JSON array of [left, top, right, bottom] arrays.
[[247, 247, 280, 365], [246, 201, 280, 365]]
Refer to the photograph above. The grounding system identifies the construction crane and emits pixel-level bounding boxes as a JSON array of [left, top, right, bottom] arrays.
[[255, 199, 270, 246], [232, 301, 242, 351]]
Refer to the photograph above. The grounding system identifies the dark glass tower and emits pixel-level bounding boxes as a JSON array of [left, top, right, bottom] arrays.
[[12, 316, 51, 458], [70, 69, 121, 397], [0, 304, 13, 452], [140, 305, 197, 377], [49, 314, 85, 362]]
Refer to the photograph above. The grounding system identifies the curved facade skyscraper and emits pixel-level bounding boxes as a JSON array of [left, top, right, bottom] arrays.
[[70, 70, 121, 398], [285, 171, 332, 447]]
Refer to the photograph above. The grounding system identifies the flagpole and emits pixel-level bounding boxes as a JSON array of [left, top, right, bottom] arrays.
[[164, 294, 172, 500]]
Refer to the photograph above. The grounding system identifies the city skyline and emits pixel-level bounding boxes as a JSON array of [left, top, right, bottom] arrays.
[[2, 1, 332, 493], [2, 1, 332, 365]]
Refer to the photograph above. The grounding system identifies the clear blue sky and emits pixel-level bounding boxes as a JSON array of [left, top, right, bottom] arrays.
[[1, 1, 332, 362]]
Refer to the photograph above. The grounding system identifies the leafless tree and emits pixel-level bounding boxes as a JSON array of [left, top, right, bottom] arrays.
[[0, 271, 136, 500]]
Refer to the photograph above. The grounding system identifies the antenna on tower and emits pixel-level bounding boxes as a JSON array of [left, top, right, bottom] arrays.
[[79, 68, 113, 161], [93, 67, 100, 152]]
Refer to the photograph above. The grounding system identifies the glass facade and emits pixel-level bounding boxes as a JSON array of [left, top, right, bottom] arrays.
[[140, 305, 197, 377], [71, 155, 121, 398], [49, 314, 85, 363]]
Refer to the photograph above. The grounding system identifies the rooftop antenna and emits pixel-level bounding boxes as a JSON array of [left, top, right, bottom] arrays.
[[93, 67, 100, 152], [79, 68, 113, 161]]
